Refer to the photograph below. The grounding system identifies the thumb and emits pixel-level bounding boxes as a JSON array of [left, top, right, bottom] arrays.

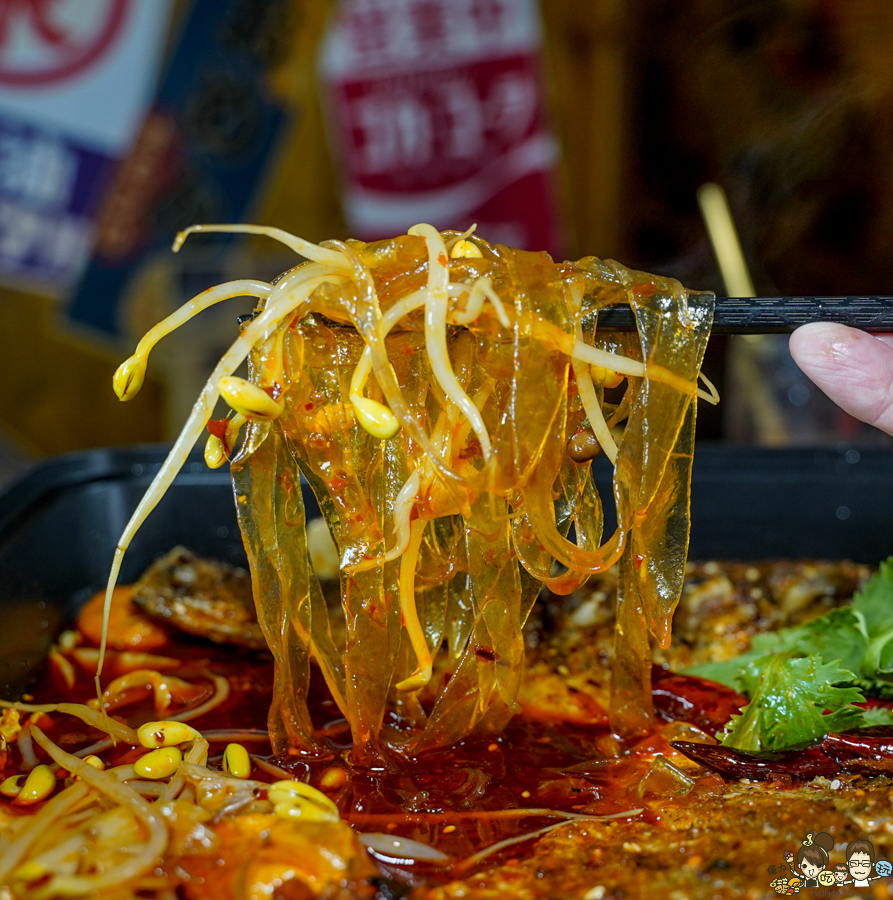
[[789, 322, 893, 436]]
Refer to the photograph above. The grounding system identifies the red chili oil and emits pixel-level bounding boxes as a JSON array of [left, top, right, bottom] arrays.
[[11, 627, 733, 884]]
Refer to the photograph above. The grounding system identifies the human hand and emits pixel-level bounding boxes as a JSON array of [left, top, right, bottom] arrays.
[[789, 323, 893, 436]]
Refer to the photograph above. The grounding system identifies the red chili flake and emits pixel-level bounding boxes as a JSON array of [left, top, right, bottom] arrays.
[[438, 252, 448, 266], [206, 419, 231, 454], [458, 438, 482, 460], [634, 554, 644, 571], [355, 514, 363, 523], [330, 474, 347, 492], [304, 402, 314, 411], [474, 645, 497, 662], [404, 346, 413, 356]]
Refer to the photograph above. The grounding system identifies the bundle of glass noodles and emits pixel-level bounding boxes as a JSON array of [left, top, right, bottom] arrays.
[[108, 223, 716, 763]]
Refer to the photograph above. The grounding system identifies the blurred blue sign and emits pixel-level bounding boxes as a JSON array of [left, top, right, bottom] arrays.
[[67, 0, 290, 336]]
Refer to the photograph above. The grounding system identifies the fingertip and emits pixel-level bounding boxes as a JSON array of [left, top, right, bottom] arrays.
[[788, 322, 856, 370], [788, 324, 893, 433]]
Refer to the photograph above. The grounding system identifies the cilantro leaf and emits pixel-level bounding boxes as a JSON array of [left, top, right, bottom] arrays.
[[720, 654, 865, 752], [684, 607, 867, 688], [681, 560, 893, 752], [856, 679, 893, 699], [858, 705, 893, 727], [852, 559, 893, 686], [788, 606, 869, 675], [852, 558, 893, 638]]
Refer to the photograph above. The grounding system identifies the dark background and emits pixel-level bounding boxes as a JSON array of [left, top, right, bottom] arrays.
[[1, 0, 892, 484]]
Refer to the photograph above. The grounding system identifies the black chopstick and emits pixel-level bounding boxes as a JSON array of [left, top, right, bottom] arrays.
[[596, 295, 893, 333]]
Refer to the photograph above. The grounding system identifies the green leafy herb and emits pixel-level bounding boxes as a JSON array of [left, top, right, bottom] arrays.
[[859, 705, 893, 727], [688, 607, 867, 689], [685, 558, 893, 752], [852, 558, 893, 689], [720, 654, 865, 752]]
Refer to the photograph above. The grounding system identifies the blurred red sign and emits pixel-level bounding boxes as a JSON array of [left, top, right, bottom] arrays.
[[319, 0, 564, 256], [0, 0, 127, 87]]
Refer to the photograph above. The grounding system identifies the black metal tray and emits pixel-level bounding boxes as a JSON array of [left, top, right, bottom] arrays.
[[1, 443, 891, 698]]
